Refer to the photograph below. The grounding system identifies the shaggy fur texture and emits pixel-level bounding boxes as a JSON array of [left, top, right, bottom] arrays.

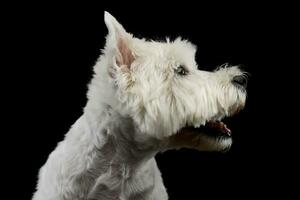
[[32, 12, 247, 200]]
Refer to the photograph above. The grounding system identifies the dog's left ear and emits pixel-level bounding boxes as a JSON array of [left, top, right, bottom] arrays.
[[104, 11, 135, 71]]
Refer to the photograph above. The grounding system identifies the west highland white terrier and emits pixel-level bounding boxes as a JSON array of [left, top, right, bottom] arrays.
[[33, 11, 248, 200]]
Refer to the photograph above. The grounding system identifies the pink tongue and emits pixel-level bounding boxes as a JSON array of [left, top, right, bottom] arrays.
[[223, 124, 232, 136], [208, 121, 232, 136]]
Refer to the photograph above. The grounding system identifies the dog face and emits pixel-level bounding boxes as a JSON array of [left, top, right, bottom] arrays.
[[100, 12, 247, 151]]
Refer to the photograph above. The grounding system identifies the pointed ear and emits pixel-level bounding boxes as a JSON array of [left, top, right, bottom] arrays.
[[104, 11, 135, 69]]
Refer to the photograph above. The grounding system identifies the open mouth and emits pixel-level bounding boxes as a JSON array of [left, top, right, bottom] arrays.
[[183, 120, 232, 139], [169, 104, 245, 151], [191, 104, 245, 138], [171, 118, 236, 152], [170, 109, 245, 151], [180, 105, 245, 139], [199, 120, 231, 137]]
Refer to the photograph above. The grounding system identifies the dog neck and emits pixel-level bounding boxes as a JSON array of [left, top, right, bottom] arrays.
[[84, 104, 161, 169]]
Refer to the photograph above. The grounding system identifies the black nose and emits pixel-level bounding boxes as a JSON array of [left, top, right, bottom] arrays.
[[232, 75, 247, 88]]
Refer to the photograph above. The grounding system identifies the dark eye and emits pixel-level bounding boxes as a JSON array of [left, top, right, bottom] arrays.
[[175, 65, 188, 76]]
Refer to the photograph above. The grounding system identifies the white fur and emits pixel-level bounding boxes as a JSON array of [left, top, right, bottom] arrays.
[[32, 11, 247, 200]]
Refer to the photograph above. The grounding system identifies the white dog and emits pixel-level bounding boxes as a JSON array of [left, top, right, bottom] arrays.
[[33, 11, 247, 200]]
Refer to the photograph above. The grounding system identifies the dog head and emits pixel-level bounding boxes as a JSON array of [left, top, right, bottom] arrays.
[[91, 12, 248, 152]]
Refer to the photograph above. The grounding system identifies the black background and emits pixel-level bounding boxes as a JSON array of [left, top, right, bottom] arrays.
[[5, 2, 296, 199]]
